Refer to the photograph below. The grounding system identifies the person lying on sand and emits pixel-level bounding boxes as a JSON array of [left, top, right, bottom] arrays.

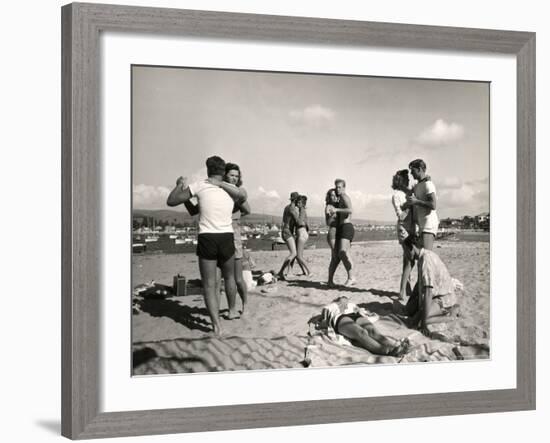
[[319, 296, 409, 357], [401, 237, 461, 336]]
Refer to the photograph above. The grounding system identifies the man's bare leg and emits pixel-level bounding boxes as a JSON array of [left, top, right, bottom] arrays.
[[215, 267, 222, 305], [198, 258, 223, 335], [399, 246, 414, 301], [422, 232, 435, 250], [327, 247, 340, 287], [278, 237, 297, 279], [220, 255, 239, 319], [339, 239, 355, 286], [409, 301, 460, 330], [337, 318, 401, 355]]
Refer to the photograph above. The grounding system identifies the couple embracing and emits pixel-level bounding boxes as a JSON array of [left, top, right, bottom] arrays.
[[277, 192, 311, 279], [325, 179, 355, 287]]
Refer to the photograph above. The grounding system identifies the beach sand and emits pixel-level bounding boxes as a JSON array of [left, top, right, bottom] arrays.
[[132, 240, 490, 374]]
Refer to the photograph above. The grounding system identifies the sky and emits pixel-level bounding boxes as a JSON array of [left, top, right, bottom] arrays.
[[132, 65, 489, 222]]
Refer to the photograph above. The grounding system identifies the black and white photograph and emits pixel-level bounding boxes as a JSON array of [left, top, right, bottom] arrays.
[[131, 65, 490, 375]]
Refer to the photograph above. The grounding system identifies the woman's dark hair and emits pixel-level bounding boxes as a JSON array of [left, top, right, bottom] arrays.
[[325, 188, 337, 205], [224, 162, 243, 187], [392, 169, 410, 190], [299, 195, 308, 207]]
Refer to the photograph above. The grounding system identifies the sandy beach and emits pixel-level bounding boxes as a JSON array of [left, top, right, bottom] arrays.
[[132, 240, 490, 374]]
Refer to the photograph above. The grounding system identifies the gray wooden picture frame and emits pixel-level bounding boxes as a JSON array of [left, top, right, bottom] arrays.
[[61, 2, 536, 439]]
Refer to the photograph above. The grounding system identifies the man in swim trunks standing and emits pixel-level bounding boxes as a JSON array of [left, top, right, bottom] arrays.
[[327, 179, 356, 287], [166, 156, 245, 336]]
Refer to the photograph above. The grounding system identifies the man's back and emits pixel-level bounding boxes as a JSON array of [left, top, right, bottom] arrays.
[[282, 203, 298, 230], [189, 180, 234, 233]]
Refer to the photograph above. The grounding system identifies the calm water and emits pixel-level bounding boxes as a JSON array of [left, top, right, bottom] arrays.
[[133, 229, 489, 255]]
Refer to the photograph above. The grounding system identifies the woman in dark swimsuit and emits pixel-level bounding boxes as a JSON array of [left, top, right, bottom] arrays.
[[325, 187, 339, 257], [293, 195, 311, 277], [277, 192, 300, 279]]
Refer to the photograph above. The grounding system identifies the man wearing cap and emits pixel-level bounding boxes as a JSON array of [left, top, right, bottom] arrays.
[[277, 191, 300, 279]]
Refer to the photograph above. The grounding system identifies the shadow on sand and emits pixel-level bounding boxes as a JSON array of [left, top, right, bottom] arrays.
[[132, 346, 158, 368], [358, 299, 399, 317], [284, 279, 365, 293], [367, 288, 400, 299], [132, 346, 212, 372], [138, 299, 212, 333]]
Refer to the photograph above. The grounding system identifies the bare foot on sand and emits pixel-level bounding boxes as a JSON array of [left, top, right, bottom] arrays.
[[389, 338, 410, 357], [327, 281, 337, 288], [226, 309, 241, 320], [211, 325, 223, 337], [445, 304, 461, 318], [344, 278, 356, 287]]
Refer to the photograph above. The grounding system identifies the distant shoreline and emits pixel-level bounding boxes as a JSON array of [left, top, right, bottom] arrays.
[[132, 231, 489, 256]]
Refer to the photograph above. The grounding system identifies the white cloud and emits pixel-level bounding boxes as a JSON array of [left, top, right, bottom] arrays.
[[348, 190, 390, 205], [289, 104, 335, 127], [187, 167, 207, 185], [133, 184, 170, 209], [440, 185, 476, 206], [437, 176, 489, 215], [414, 119, 465, 148], [254, 186, 280, 200], [248, 186, 283, 214], [438, 176, 463, 190], [348, 190, 392, 217]]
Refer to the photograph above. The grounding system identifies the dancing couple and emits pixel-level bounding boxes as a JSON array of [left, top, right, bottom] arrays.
[[167, 156, 249, 335], [277, 192, 311, 279], [392, 158, 439, 300], [325, 179, 356, 287]]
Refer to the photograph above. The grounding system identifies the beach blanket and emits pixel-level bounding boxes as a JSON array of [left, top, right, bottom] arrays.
[[307, 305, 486, 366]]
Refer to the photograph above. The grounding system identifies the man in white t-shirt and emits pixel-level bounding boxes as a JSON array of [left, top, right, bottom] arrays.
[[406, 159, 439, 250], [167, 156, 246, 335]]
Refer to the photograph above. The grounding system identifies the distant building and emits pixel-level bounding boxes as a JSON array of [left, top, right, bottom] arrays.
[[475, 212, 490, 231], [440, 218, 461, 229], [475, 212, 490, 223]]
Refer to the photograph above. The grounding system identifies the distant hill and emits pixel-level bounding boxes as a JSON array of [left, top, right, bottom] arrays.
[[133, 209, 390, 226]]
